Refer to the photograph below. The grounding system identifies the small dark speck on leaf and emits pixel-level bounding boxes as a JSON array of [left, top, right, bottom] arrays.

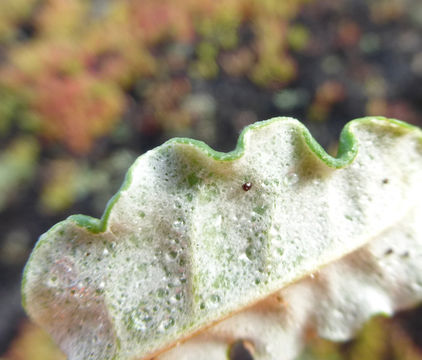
[[242, 182, 252, 191], [382, 178, 389, 184], [385, 248, 393, 255], [401, 251, 410, 258]]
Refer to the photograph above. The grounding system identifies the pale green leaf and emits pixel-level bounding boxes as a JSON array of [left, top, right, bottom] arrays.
[[22, 117, 422, 360]]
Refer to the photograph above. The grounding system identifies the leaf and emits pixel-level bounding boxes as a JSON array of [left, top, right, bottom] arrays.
[[159, 200, 422, 360], [22, 117, 422, 360]]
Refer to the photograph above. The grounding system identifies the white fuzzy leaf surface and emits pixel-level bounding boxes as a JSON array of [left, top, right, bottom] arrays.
[[22, 117, 422, 360]]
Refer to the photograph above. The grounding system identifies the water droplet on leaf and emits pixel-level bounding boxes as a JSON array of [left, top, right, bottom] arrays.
[[284, 172, 299, 186], [47, 257, 77, 288]]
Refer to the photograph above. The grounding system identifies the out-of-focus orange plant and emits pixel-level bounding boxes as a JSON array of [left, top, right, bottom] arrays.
[[0, 0, 310, 153]]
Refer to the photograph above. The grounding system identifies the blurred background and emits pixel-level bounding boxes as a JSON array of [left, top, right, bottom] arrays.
[[0, 0, 421, 359]]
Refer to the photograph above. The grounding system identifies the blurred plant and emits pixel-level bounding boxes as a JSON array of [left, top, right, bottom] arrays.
[[0, 0, 155, 153], [0, 229, 31, 266], [0, 0, 38, 44], [308, 80, 346, 123], [0, 0, 312, 153], [0, 86, 41, 135], [369, 0, 407, 24], [2, 321, 65, 360], [141, 78, 192, 133], [39, 159, 84, 214], [287, 24, 311, 52], [39, 150, 136, 215], [299, 314, 422, 360], [0, 137, 39, 212]]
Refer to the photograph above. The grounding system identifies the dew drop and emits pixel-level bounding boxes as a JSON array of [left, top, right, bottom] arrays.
[[47, 275, 58, 287], [166, 250, 178, 261], [312, 178, 321, 185], [95, 287, 105, 296], [215, 215, 222, 227], [269, 228, 278, 237], [173, 200, 182, 210], [284, 172, 299, 186], [156, 288, 167, 298], [130, 309, 152, 332], [47, 257, 78, 288], [210, 294, 221, 303], [332, 309, 344, 320], [276, 247, 284, 256], [411, 282, 422, 292], [245, 246, 256, 261], [158, 317, 175, 332], [173, 219, 185, 230], [238, 253, 249, 262]]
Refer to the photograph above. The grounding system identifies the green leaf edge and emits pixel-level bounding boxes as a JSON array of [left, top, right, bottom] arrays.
[[21, 116, 421, 313]]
